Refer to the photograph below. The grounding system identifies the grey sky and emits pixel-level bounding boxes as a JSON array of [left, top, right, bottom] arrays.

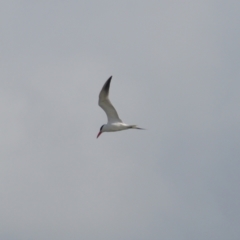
[[1, 1, 240, 240]]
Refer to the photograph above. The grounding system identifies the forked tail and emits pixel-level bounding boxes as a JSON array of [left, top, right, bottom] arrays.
[[130, 125, 145, 130]]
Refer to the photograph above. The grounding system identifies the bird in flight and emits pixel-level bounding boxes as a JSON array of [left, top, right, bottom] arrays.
[[97, 76, 144, 138]]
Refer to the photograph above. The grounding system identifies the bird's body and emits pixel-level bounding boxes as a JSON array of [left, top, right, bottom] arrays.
[[97, 76, 144, 138], [102, 122, 142, 132]]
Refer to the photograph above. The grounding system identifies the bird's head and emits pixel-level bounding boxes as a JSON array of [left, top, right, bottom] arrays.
[[96, 125, 105, 138]]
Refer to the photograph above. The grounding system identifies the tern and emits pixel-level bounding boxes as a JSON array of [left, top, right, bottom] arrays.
[[97, 76, 144, 138]]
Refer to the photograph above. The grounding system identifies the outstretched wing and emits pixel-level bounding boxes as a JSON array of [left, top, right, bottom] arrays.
[[98, 76, 122, 123]]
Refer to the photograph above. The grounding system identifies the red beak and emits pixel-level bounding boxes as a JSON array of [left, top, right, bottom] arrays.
[[97, 131, 102, 138]]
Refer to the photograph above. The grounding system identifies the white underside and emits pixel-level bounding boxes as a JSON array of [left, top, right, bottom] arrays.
[[103, 122, 133, 132]]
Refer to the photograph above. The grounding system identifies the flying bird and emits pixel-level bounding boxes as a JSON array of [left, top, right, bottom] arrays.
[[97, 76, 144, 138]]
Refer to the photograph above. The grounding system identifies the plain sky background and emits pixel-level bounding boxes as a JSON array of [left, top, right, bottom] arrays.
[[1, 1, 240, 240]]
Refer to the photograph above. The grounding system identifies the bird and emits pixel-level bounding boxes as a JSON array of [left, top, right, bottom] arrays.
[[97, 76, 144, 138]]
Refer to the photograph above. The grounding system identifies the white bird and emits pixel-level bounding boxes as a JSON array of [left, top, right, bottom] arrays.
[[97, 76, 144, 138]]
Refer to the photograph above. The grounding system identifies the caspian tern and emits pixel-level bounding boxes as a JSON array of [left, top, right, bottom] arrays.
[[97, 76, 144, 138]]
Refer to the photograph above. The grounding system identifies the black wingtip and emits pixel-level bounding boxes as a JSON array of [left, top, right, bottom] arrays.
[[102, 76, 112, 92], [105, 76, 112, 85]]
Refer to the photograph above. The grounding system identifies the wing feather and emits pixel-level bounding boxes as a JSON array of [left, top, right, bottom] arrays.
[[98, 76, 122, 123]]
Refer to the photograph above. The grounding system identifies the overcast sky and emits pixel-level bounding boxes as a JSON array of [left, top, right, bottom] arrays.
[[1, 1, 240, 240]]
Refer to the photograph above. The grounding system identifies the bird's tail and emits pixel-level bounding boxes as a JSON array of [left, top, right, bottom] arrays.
[[130, 125, 145, 130]]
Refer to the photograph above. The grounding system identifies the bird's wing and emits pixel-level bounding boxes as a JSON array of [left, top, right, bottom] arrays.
[[98, 76, 122, 123]]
